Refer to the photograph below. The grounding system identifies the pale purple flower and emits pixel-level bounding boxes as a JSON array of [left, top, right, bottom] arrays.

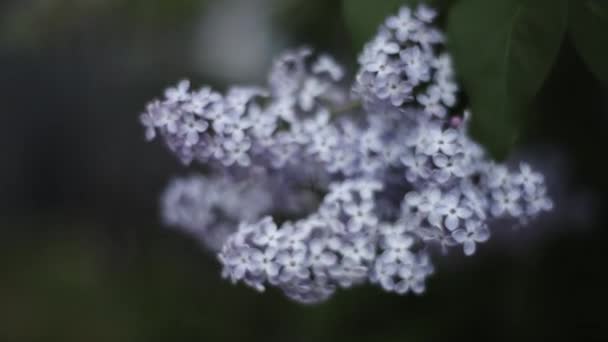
[[486, 164, 510, 188], [140, 111, 157, 141], [513, 162, 544, 195], [343, 234, 375, 263], [326, 182, 354, 204], [309, 238, 338, 268], [491, 189, 523, 217], [436, 192, 472, 231], [252, 217, 282, 248], [277, 249, 310, 282], [386, 7, 419, 42], [424, 127, 460, 156], [165, 80, 191, 103], [344, 201, 378, 232], [364, 53, 397, 78], [417, 86, 447, 118], [251, 247, 281, 280], [221, 138, 252, 167], [400, 47, 431, 84], [380, 234, 414, 264], [452, 220, 490, 256], [376, 74, 413, 106], [437, 78, 458, 107], [415, 4, 437, 23], [299, 77, 327, 111], [401, 153, 431, 182], [369, 30, 400, 55], [525, 189, 553, 216], [432, 153, 467, 183], [179, 114, 209, 146], [312, 55, 344, 81]]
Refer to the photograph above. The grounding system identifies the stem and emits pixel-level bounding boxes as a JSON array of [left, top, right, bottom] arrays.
[[330, 100, 363, 116]]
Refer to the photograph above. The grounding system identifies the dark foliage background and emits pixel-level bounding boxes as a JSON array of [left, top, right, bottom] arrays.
[[0, 0, 607, 341]]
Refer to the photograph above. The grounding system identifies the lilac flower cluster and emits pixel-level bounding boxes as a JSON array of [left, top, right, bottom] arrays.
[[219, 179, 434, 303], [162, 174, 273, 252], [162, 171, 321, 252], [143, 5, 553, 304], [354, 5, 456, 118], [140, 47, 349, 171]]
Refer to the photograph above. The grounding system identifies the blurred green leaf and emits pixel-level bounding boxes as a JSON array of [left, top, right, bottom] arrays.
[[569, 0, 608, 84], [447, 0, 567, 159], [342, 0, 436, 52]]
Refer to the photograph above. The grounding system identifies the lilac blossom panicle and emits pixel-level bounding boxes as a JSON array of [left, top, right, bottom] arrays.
[[141, 4, 553, 304]]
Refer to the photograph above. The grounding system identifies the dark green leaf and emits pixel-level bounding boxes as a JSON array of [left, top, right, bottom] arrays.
[[569, 0, 608, 84], [447, 0, 567, 159], [342, 0, 436, 52]]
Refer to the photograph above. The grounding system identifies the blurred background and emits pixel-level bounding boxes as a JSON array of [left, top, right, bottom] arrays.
[[0, 0, 607, 341]]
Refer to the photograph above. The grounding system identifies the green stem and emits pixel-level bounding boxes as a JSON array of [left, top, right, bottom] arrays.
[[331, 100, 363, 115]]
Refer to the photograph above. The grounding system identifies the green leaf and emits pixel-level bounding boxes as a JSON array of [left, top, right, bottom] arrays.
[[342, 0, 436, 52], [569, 0, 608, 84], [447, 0, 567, 159]]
